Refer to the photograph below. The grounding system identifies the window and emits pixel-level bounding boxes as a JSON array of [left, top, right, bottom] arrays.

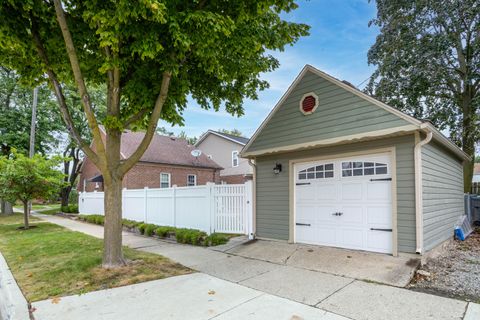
[[232, 151, 239, 167], [341, 161, 388, 177], [160, 173, 171, 188], [187, 174, 197, 186], [298, 163, 334, 180]]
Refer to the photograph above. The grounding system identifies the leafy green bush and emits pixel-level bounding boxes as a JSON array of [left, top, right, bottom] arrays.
[[205, 233, 229, 246], [144, 224, 157, 237], [122, 219, 140, 229], [154, 226, 175, 237], [175, 228, 207, 245], [61, 204, 79, 213], [137, 223, 147, 235], [69, 189, 79, 204]]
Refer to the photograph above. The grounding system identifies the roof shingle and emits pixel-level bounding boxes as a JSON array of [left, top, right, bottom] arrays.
[[120, 130, 222, 169]]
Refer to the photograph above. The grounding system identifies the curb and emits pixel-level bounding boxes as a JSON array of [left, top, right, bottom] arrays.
[[0, 252, 30, 320]]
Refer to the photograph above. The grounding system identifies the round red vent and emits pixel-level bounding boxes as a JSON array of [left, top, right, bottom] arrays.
[[302, 95, 316, 113]]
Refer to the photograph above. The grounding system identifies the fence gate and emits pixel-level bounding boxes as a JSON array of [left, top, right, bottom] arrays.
[[213, 183, 253, 236]]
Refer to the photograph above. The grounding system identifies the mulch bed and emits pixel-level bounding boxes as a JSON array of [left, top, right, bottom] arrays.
[[408, 227, 480, 302]]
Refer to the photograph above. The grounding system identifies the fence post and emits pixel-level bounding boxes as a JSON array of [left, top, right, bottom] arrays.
[[172, 185, 177, 228], [144, 187, 148, 223], [206, 182, 215, 235], [245, 180, 254, 239]]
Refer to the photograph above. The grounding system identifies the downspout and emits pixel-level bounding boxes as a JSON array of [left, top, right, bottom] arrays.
[[414, 129, 433, 254], [248, 158, 257, 239]]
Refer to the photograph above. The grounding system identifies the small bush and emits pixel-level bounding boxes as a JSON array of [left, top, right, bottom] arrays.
[[61, 204, 79, 213], [122, 219, 140, 229], [69, 189, 79, 204], [175, 228, 207, 245], [154, 226, 175, 237], [138, 223, 147, 235], [205, 233, 229, 246], [144, 224, 157, 237]]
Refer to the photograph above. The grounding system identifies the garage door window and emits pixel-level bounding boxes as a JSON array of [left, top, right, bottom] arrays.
[[298, 163, 334, 180], [341, 161, 387, 177]]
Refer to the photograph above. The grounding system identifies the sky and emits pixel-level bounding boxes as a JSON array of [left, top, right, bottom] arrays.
[[159, 0, 380, 139]]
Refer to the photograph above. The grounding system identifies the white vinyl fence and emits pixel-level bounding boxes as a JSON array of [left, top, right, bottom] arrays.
[[79, 181, 253, 237]]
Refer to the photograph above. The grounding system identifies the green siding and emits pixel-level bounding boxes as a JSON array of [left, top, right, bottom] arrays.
[[255, 135, 417, 253], [422, 141, 464, 251], [247, 71, 411, 153]]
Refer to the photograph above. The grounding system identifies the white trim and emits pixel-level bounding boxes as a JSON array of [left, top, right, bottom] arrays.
[[242, 125, 418, 157], [414, 130, 433, 254], [187, 174, 197, 186], [289, 147, 398, 255], [299, 92, 319, 115], [195, 130, 247, 147], [420, 123, 470, 161], [232, 150, 239, 167], [160, 172, 171, 188]]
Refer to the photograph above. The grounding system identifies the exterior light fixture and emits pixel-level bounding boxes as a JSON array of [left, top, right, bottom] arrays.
[[273, 163, 282, 174]]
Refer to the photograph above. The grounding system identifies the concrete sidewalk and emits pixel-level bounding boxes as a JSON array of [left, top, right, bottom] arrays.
[[32, 273, 347, 320], [33, 214, 475, 320]]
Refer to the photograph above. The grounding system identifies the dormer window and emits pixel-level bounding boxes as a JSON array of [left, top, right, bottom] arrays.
[[299, 92, 319, 115]]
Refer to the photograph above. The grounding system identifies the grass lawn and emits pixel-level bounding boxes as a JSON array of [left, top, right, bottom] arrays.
[[0, 214, 191, 302], [13, 204, 61, 212]]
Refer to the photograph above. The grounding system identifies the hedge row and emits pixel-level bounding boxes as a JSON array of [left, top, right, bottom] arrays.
[[77, 214, 229, 246]]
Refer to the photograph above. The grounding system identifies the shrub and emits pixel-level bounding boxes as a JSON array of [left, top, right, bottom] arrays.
[[122, 219, 140, 229], [154, 226, 175, 237], [68, 189, 79, 204], [61, 204, 79, 213], [144, 224, 157, 237], [175, 228, 207, 245], [205, 233, 229, 246], [138, 223, 147, 235]]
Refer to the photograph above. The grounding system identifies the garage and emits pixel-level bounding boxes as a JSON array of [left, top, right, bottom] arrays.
[[241, 65, 468, 256], [294, 153, 392, 253]]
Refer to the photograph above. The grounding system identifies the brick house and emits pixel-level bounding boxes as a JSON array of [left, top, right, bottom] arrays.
[[79, 129, 222, 192]]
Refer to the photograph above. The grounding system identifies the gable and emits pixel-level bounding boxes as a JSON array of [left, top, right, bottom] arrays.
[[243, 66, 418, 156]]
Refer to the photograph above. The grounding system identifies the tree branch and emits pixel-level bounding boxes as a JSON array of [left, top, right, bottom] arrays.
[[119, 71, 172, 175], [30, 17, 100, 166], [52, 0, 106, 159]]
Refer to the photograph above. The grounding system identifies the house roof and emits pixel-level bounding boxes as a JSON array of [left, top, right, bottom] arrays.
[[241, 64, 469, 161], [195, 130, 249, 147], [120, 130, 222, 169]]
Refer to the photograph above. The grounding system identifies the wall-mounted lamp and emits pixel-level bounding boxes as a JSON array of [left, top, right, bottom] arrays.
[[273, 163, 282, 174]]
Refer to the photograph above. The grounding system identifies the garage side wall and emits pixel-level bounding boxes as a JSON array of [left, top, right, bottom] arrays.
[[255, 135, 417, 253], [421, 141, 464, 251]]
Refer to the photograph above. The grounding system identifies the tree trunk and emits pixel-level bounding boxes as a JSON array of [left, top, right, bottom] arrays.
[[60, 186, 72, 207], [23, 201, 29, 229], [102, 175, 125, 268], [461, 93, 475, 193], [102, 128, 125, 268]]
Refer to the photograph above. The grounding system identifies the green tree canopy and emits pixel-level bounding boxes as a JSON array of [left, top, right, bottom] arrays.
[[0, 0, 309, 267], [367, 0, 480, 191], [0, 152, 65, 228], [218, 128, 244, 137]]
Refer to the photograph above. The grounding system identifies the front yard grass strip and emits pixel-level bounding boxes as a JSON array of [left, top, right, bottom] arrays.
[[0, 213, 39, 225], [77, 214, 232, 246], [0, 214, 191, 302]]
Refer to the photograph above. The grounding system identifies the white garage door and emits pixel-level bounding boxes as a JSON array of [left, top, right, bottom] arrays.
[[295, 153, 393, 254]]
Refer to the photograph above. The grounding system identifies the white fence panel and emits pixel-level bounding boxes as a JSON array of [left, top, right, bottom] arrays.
[[79, 181, 253, 236], [146, 188, 175, 226], [79, 191, 104, 215], [122, 189, 144, 222]]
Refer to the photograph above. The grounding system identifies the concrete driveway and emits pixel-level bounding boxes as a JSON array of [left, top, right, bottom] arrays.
[[221, 239, 419, 287], [33, 214, 475, 320]]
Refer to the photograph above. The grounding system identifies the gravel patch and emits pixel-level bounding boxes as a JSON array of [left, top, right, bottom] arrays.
[[408, 228, 480, 302]]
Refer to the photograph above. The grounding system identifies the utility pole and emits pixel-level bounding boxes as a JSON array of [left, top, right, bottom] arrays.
[[29, 87, 38, 157], [27, 87, 38, 214]]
